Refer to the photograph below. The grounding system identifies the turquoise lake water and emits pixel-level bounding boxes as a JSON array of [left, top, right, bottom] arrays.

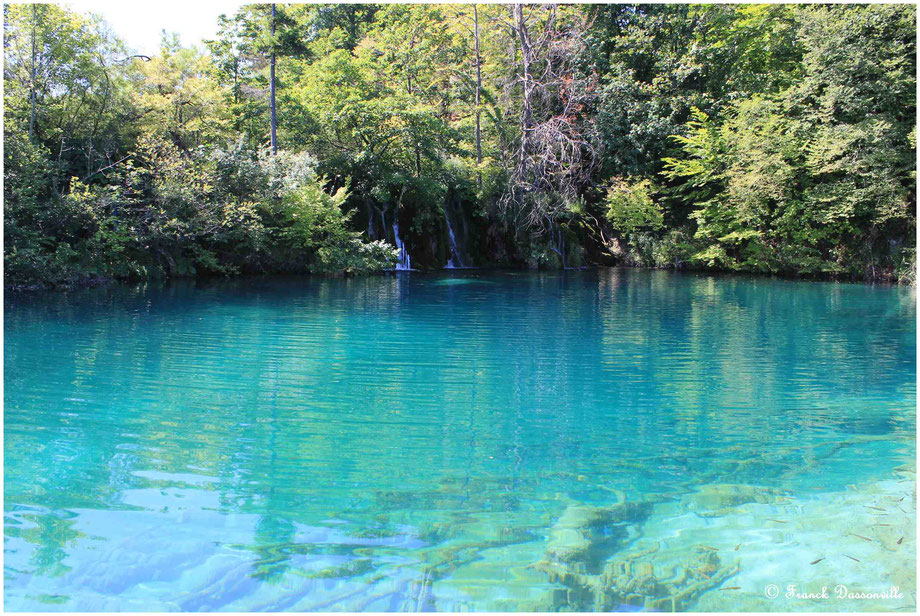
[[4, 268, 916, 611]]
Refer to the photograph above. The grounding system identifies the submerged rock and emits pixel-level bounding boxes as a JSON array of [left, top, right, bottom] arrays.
[[684, 484, 788, 517], [534, 498, 743, 611], [545, 502, 653, 569]]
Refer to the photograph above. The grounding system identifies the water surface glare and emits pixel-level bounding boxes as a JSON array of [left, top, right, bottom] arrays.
[[4, 269, 916, 611]]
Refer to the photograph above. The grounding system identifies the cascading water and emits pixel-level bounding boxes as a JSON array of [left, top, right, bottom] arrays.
[[443, 205, 467, 269], [392, 221, 411, 271]]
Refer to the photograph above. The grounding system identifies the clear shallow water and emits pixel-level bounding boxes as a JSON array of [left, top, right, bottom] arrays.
[[4, 268, 916, 611]]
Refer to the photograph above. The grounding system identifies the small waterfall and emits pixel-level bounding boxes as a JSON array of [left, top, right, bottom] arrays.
[[393, 221, 411, 271], [443, 205, 467, 269]]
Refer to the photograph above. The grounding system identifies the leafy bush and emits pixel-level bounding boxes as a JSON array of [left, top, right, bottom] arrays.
[[604, 178, 663, 235]]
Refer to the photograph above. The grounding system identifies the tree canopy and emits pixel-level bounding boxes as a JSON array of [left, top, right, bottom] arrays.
[[4, 3, 916, 288]]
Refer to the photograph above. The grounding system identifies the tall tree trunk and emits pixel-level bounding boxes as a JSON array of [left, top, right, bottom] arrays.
[[347, 6, 358, 50], [28, 4, 37, 139], [269, 3, 278, 154], [513, 4, 534, 188], [406, 57, 421, 177], [233, 62, 239, 104], [474, 4, 482, 186]]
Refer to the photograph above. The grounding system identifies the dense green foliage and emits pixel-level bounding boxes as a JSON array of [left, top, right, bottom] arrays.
[[4, 4, 916, 287]]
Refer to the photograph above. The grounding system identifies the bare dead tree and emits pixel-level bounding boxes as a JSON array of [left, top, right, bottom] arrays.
[[499, 4, 598, 236]]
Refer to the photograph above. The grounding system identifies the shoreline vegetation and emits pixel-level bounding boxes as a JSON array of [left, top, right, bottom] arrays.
[[4, 4, 916, 290]]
